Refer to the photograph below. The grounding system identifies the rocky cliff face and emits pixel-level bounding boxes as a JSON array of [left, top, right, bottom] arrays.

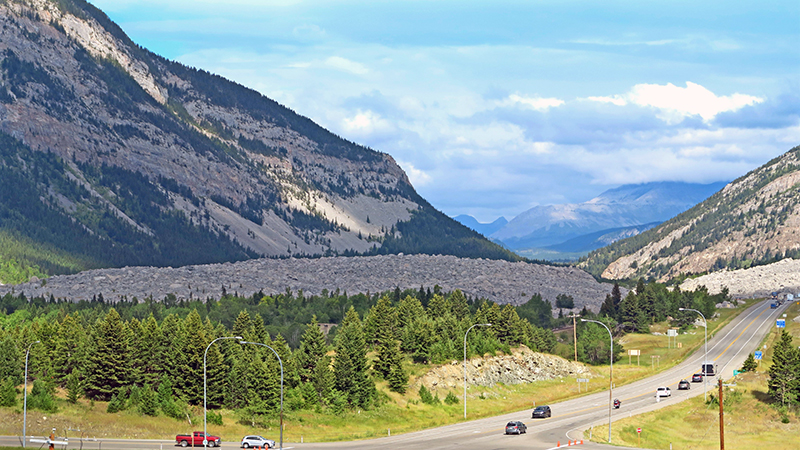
[[0, 0, 517, 277], [416, 346, 591, 392], [580, 146, 800, 281]]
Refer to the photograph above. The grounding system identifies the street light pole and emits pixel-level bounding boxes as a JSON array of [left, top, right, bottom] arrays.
[[239, 341, 284, 450], [463, 323, 491, 420], [23, 340, 40, 449], [680, 307, 708, 402], [581, 319, 613, 443], [204, 336, 242, 450]]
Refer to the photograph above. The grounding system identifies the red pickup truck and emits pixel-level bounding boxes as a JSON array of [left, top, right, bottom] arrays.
[[175, 432, 222, 447]]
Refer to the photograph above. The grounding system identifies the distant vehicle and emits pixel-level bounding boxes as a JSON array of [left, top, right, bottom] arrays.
[[771, 302, 778, 309], [702, 362, 716, 376], [505, 421, 527, 434], [656, 386, 672, 397], [176, 432, 221, 448], [241, 435, 275, 449], [691, 373, 703, 383], [678, 380, 691, 390], [531, 405, 552, 418], [613, 399, 620, 409]]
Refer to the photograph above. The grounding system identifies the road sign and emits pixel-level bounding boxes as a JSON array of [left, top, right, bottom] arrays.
[[667, 329, 678, 337], [637, 427, 642, 434], [576, 378, 590, 383], [754, 351, 762, 360], [777, 319, 786, 328]]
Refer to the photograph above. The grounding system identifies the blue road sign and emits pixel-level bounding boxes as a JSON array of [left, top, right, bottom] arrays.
[[754, 351, 763, 360], [777, 319, 786, 328]]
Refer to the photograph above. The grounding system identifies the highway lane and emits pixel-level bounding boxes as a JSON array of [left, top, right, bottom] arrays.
[[2, 299, 786, 450]]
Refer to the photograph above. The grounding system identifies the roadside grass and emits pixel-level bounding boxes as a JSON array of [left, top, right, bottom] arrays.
[[587, 301, 800, 449], [0, 301, 754, 444]]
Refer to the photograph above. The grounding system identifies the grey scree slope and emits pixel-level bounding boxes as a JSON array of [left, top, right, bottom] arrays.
[[0, 254, 613, 309]]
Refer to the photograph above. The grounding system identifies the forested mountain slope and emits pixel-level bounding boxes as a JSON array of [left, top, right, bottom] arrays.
[[580, 145, 800, 281], [0, 0, 519, 283]]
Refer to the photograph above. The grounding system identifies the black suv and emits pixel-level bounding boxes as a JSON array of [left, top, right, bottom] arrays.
[[532, 405, 552, 418], [678, 379, 690, 390], [692, 373, 703, 382]]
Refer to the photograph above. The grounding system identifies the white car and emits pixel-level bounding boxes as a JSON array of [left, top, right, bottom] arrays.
[[656, 386, 672, 397], [241, 435, 275, 449]]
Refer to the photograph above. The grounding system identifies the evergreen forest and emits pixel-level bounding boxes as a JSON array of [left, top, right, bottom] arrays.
[[0, 281, 729, 424]]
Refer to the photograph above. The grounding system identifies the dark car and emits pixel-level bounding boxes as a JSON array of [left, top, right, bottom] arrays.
[[678, 379, 691, 390], [532, 405, 552, 418], [505, 421, 527, 435], [692, 373, 703, 383]]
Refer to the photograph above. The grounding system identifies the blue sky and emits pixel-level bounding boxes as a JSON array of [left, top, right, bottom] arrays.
[[90, 0, 800, 222]]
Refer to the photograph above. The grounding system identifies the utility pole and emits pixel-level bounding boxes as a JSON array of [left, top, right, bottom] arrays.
[[568, 313, 580, 362], [719, 378, 724, 450]]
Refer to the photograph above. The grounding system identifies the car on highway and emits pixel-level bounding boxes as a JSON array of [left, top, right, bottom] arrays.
[[505, 421, 527, 434], [531, 405, 551, 418], [692, 373, 703, 382], [656, 386, 672, 397], [241, 435, 275, 449], [678, 379, 690, 390]]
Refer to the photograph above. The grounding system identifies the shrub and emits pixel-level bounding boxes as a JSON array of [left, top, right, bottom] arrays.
[[0, 377, 17, 407], [418, 385, 439, 405], [207, 410, 223, 425], [106, 392, 124, 413], [444, 391, 459, 405]]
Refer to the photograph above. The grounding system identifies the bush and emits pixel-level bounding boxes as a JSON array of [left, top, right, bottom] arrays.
[[207, 410, 223, 426], [418, 385, 439, 405], [106, 392, 124, 413], [138, 385, 158, 416], [29, 380, 58, 413], [444, 391, 459, 405]]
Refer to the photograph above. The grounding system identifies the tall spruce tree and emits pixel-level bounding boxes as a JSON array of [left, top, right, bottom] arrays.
[[85, 309, 129, 400], [295, 316, 329, 385], [768, 330, 800, 405], [180, 310, 207, 404], [333, 307, 374, 409]]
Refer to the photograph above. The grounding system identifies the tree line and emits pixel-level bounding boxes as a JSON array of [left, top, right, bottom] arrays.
[[0, 287, 555, 425]]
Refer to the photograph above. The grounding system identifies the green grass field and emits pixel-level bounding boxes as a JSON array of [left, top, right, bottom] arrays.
[[0, 300, 756, 444], [588, 300, 800, 450]]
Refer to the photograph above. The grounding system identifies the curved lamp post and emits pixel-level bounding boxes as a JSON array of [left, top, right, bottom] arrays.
[[204, 336, 242, 449], [581, 319, 613, 443], [239, 341, 284, 450], [23, 340, 40, 448], [463, 323, 491, 419], [680, 307, 708, 402]]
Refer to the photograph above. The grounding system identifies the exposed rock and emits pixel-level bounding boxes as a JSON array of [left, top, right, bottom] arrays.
[[681, 258, 800, 298], [416, 346, 591, 392], [0, 254, 615, 309]]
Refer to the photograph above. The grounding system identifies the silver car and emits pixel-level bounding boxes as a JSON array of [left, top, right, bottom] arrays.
[[241, 435, 275, 449]]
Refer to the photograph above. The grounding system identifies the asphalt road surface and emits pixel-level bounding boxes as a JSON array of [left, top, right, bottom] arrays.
[[2, 299, 787, 450]]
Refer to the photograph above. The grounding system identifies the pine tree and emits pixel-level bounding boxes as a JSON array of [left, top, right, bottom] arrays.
[[740, 353, 758, 372], [768, 330, 800, 405], [295, 316, 329, 385], [137, 314, 163, 386], [158, 314, 186, 398], [397, 295, 425, 331], [180, 309, 206, 405], [313, 355, 335, 404], [66, 368, 81, 404], [138, 384, 159, 416], [448, 290, 470, 321], [385, 345, 408, 394], [363, 296, 397, 346], [53, 314, 87, 387], [333, 307, 374, 409], [0, 336, 22, 384], [0, 377, 17, 407], [427, 294, 451, 319], [85, 309, 129, 401]]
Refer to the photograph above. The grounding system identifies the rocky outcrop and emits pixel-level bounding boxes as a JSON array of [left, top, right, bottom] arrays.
[[681, 258, 800, 298], [416, 347, 591, 392], [0, 254, 615, 309]]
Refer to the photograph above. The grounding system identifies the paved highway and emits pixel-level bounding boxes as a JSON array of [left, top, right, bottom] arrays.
[[1, 299, 786, 450]]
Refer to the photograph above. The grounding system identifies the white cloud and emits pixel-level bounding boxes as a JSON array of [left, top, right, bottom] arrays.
[[502, 94, 564, 111], [585, 95, 627, 106], [398, 160, 432, 187], [325, 56, 369, 75], [628, 82, 763, 122]]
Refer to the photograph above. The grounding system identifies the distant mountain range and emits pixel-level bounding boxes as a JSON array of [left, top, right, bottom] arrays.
[[581, 145, 800, 282], [453, 215, 508, 237], [467, 181, 728, 260]]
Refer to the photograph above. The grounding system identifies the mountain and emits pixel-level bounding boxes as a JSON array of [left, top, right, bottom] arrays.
[[0, 0, 519, 283], [491, 181, 728, 251], [453, 215, 508, 237], [580, 145, 800, 281]]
